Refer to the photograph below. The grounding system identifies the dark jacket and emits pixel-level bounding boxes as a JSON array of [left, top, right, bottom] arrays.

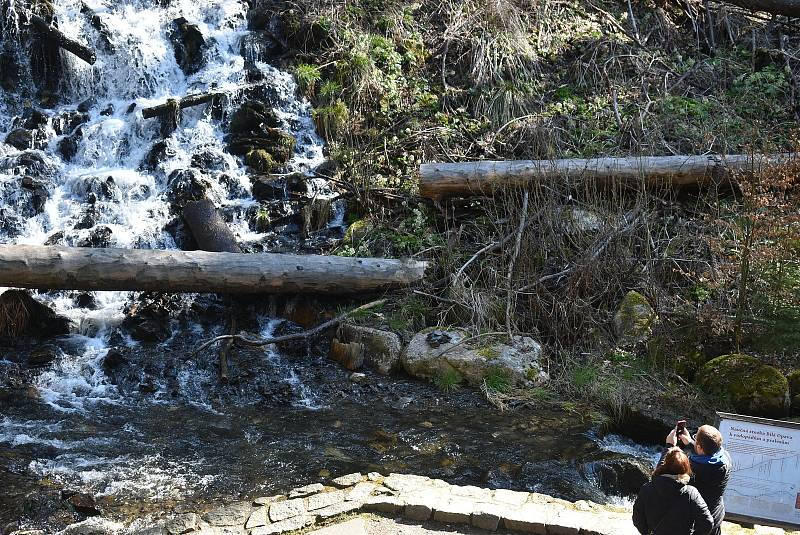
[[632, 475, 714, 535], [689, 449, 731, 530]]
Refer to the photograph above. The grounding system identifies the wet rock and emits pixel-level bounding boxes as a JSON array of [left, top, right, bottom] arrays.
[[27, 345, 61, 367], [328, 339, 363, 371], [81, 176, 118, 202], [77, 226, 112, 248], [229, 101, 281, 134], [165, 169, 210, 211], [44, 231, 65, 245], [77, 98, 97, 113], [580, 454, 651, 499], [73, 209, 98, 230], [5, 128, 35, 150], [62, 491, 100, 516], [613, 291, 656, 345], [20, 176, 50, 216], [121, 294, 178, 343], [58, 129, 82, 162], [271, 320, 307, 357], [191, 150, 230, 172], [74, 293, 97, 309], [251, 175, 286, 200], [163, 216, 198, 250], [337, 324, 402, 374], [101, 349, 127, 382], [0, 290, 70, 338], [402, 330, 546, 387], [696, 354, 789, 417], [170, 17, 207, 75], [100, 104, 114, 116], [141, 140, 177, 172]]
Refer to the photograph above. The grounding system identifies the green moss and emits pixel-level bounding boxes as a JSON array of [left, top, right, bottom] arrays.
[[343, 218, 374, 245], [696, 354, 789, 417], [614, 291, 655, 345], [244, 150, 278, 173], [476, 346, 501, 360]]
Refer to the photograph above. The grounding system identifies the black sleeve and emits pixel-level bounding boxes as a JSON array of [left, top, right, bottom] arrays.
[[632, 486, 649, 535], [687, 487, 714, 535]]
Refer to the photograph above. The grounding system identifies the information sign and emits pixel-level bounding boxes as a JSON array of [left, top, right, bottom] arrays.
[[718, 412, 800, 528]]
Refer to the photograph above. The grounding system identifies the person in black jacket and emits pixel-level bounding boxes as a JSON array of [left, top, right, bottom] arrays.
[[669, 424, 732, 535], [633, 447, 714, 535]]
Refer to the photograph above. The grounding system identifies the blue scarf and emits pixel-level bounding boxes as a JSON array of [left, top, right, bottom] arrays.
[[690, 448, 729, 466]]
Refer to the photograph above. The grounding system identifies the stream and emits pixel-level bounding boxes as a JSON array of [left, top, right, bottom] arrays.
[[0, 0, 660, 532]]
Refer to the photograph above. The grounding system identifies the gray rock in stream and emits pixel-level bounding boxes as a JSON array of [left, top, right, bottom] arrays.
[[336, 324, 402, 375], [401, 329, 547, 387]]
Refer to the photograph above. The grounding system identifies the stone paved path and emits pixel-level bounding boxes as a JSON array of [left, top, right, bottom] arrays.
[[40, 472, 800, 535]]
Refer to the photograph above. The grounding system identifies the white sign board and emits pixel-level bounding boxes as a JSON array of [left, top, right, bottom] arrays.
[[719, 413, 800, 528]]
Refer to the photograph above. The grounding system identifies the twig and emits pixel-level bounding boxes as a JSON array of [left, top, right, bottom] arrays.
[[192, 299, 386, 355], [219, 311, 236, 382], [626, 0, 641, 44], [506, 191, 529, 338]]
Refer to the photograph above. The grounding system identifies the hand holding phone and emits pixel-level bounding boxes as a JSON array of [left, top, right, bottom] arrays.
[[676, 420, 687, 433]]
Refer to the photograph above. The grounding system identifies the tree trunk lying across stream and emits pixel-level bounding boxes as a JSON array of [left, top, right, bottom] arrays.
[[721, 0, 800, 16], [0, 245, 427, 294], [419, 153, 796, 199], [30, 13, 97, 65]]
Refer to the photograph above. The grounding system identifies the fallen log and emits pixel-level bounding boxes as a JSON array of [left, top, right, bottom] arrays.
[[419, 154, 795, 199], [0, 245, 427, 294], [142, 92, 218, 119], [183, 198, 242, 253], [720, 0, 800, 17], [30, 14, 97, 65]]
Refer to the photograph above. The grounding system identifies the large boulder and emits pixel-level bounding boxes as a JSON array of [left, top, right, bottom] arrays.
[[337, 323, 402, 374], [613, 291, 656, 345], [696, 354, 789, 417], [401, 329, 546, 387]]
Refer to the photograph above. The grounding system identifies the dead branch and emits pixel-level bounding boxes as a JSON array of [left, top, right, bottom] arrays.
[[192, 299, 386, 355]]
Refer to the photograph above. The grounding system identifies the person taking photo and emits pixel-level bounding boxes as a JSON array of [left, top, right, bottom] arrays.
[[666, 424, 732, 535], [633, 446, 714, 535]]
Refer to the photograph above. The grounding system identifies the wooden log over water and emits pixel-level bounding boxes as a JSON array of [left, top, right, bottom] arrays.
[[0, 245, 428, 294], [183, 198, 242, 253], [141, 92, 218, 119], [721, 0, 800, 16], [30, 14, 97, 65], [419, 154, 796, 199]]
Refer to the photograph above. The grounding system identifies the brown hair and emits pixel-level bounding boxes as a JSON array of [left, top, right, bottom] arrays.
[[696, 425, 723, 454], [653, 447, 692, 478]]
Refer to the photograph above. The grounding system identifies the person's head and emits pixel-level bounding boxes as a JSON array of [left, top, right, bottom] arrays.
[[694, 425, 723, 456], [653, 447, 692, 478]]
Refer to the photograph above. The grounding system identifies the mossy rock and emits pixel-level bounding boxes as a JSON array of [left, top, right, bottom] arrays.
[[343, 218, 374, 245], [788, 370, 800, 397], [696, 354, 789, 417], [229, 100, 281, 134], [613, 291, 656, 345], [646, 318, 711, 380], [244, 150, 278, 173]]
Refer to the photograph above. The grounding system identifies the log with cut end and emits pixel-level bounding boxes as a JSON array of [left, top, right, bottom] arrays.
[[0, 245, 427, 294], [721, 0, 800, 16], [419, 154, 796, 199], [30, 14, 97, 65], [183, 198, 242, 253]]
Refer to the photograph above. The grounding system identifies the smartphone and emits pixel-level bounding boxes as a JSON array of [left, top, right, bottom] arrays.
[[676, 420, 687, 433]]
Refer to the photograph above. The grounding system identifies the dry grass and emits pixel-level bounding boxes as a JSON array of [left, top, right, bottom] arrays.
[[0, 290, 32, 337]]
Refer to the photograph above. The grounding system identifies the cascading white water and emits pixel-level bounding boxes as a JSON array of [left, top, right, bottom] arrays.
[[0, 0, 328, 500]]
